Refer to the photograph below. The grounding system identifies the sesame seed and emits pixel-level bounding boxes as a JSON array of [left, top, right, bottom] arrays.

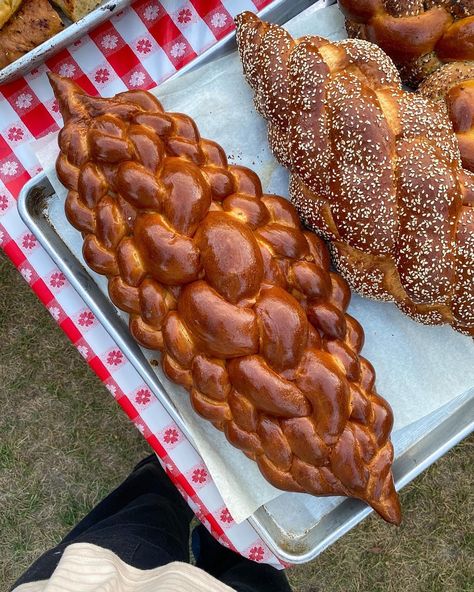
[[236, 13, 474, 334]]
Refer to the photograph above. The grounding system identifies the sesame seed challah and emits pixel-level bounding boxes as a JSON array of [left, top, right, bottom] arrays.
[[235, 11, 474, 336]]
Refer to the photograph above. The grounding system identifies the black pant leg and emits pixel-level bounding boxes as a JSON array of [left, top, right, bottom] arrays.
[[12, 456, 193, 590], [62, 454, 193, 543], [220, 562, 293, 592]]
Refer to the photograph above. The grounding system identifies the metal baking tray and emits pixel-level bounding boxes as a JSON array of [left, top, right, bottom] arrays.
[[18, 173, 474, 564], [0, 0, 324, 84], [0, 1, 132, 84], [17, 0, 474, 563]]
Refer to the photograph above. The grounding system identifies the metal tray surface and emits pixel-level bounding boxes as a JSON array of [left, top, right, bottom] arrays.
[[19, 174, 474, 565], [0, 1, 132, 84]]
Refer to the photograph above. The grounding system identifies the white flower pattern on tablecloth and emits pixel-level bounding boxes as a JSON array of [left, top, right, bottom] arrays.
[[1, 161, 18, 176], [77, 345, 89, 358], [129, 71, 145, 87], [16, 93, 33, 109], [144, 4, 159, 21], [48, 306, 60, 321], [20, 267, 32, 283], [106, 383, 117, 396], [58, 63, 76, 78], [170, 42, 186, 58], [101, 34, 119, 50], [211, 12, 227, 28], [194, 508, 206, 523]]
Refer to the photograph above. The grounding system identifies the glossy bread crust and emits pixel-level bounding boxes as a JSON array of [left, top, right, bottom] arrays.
[[340, 0, 474, 171], [50, 73, 401, 524], [339, 0, 474, 79], [419, 61, 474, 172], [236, 11, 474, 337]]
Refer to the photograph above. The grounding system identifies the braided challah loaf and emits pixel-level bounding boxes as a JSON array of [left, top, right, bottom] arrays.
[[49, 73, 401, 524], [235, 12, 474, 336], [339, 0, 474, 171]]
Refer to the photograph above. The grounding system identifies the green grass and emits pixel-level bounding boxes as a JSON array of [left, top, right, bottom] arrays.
[[1, 252, 473, 591]]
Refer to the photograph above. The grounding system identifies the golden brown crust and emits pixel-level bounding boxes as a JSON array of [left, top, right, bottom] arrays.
[[236, 11, 474, 336], [0, 0, 63, 69], [50, 72, 401, 524], [420, 62, 474, 171], [339, 0, 474, 170]]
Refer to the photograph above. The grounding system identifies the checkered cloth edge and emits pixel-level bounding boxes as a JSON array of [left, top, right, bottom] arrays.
[[0, 0, 287, 569]]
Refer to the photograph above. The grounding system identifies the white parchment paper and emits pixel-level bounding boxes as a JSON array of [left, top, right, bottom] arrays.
[[32, 3, 474, 524]]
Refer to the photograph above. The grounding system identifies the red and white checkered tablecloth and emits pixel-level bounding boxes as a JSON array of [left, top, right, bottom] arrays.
[[0, 0, 287, 568]]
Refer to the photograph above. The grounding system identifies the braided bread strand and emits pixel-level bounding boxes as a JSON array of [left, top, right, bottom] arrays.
[[419, 61, 474, 172], [236, 12, 474, 336], [50, 73, 401, 524], [339, 0, 474, 84], [340, 0, 474, 171]]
